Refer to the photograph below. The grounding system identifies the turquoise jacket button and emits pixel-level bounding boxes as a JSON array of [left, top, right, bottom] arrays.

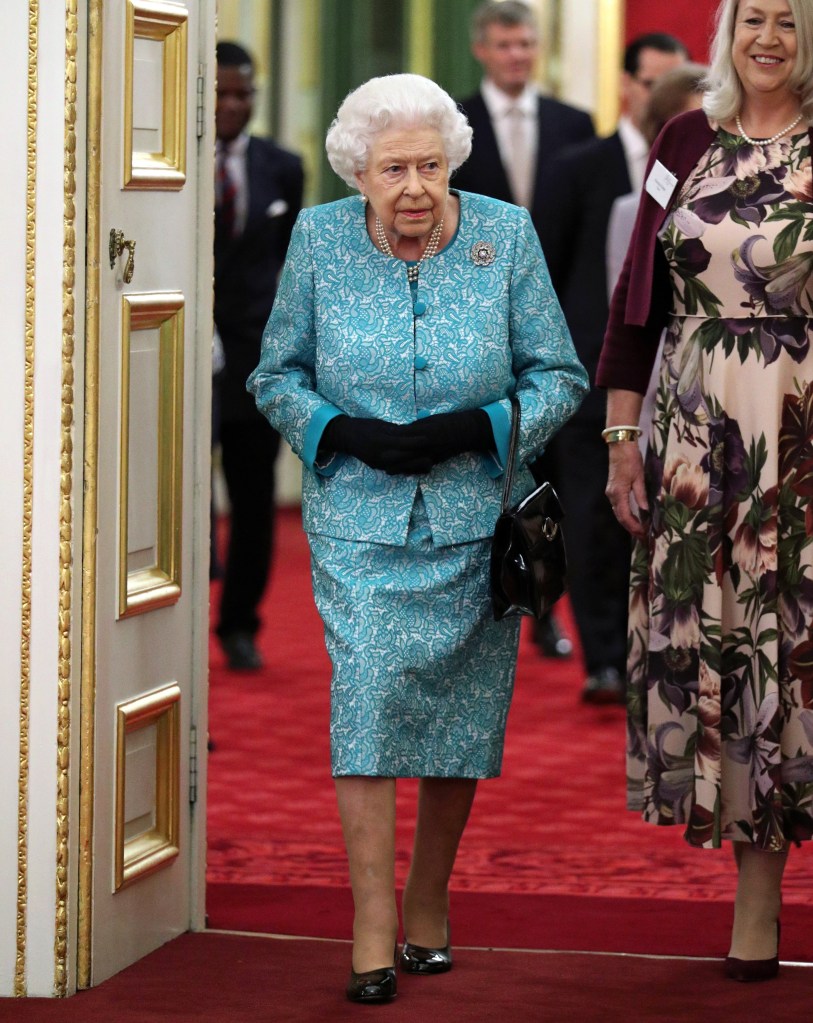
[[416, 409, 430, 419], [414, 355, 428, 370], [413, 299, 427, 316]]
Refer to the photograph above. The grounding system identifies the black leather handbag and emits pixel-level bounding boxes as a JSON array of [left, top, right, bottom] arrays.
[[491, 397, 567, 621]]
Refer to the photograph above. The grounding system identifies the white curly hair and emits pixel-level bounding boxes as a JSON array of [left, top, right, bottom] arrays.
[[325, 74, 473, 190]]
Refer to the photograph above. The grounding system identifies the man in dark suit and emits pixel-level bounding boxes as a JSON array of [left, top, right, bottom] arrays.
[[538, 33, 688, 703], [454, 0, 594, 658], [214, 42, 304, 670]]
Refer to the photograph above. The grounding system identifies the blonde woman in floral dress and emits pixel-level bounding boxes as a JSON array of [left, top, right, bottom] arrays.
[[597, 0, 813, 983]]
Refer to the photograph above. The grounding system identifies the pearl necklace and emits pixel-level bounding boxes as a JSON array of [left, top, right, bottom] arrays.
[[735, 112, 803, 146], [375, 216, 444, 283]]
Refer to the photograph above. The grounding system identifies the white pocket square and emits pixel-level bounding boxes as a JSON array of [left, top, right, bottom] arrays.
[[266, 199, 289, 218]]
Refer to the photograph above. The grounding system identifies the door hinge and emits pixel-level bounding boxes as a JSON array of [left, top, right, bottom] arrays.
[[196, 65, 205, 139], [189, 724, 199, 805]]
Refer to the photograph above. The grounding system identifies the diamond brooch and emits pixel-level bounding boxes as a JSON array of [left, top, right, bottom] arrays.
[[470, 241, 496, 267]]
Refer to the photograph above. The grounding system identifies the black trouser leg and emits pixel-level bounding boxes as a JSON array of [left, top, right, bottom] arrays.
[[216, 416, 280, 638], [553, 419, 630, 676]]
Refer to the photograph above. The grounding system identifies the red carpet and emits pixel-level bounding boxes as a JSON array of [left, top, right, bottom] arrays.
[[206, 884, 813, 961], [4, 933, 812, 1023], [207, 508, 813, 958]]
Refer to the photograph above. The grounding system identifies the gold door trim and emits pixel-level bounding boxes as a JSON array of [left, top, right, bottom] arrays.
[[79, 0, 104, 991], [124, 0, 188, 190], [114, 684, 181, 891], [16, 0, 39, 999], [596, 0, 624, 137], [55, 0, 79, 997], [118, 293, 185, 618]]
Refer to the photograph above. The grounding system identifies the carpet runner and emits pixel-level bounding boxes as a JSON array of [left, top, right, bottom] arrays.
[[5, 933, 812, 1022]]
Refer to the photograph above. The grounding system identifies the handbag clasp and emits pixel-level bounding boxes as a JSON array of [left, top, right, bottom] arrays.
[[542, 518, 559, 541]]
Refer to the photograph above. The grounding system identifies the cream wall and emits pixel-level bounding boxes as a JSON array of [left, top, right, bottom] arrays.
[[28, 3, 68, 989], [560, 0, 600, 111], [0, 0, 28, 990]]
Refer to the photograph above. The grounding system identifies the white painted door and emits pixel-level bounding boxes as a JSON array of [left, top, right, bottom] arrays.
[[80, 0, 214, 986]]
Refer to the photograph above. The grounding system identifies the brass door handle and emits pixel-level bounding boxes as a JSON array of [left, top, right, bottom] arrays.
[[109, 229, 136, 283]]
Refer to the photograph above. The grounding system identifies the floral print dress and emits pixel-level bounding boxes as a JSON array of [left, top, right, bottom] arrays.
[[629, 128, 813, 849]]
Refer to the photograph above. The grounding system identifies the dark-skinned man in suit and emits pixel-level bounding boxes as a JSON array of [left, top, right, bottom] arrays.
[[538, 33, 688, 703], [454, 0, 594, 660], [214, 42, 304, 670]]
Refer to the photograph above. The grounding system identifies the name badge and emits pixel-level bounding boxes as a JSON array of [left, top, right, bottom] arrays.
[[645, 160, 678, 209]]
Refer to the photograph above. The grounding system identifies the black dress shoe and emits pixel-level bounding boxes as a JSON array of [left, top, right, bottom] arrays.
[[533, 613, 573, 658], [220, 631, 263, 671], [725, 921, 780, 982], [582, 666, 625, 705], [400, 938, 452, 975], [346, 945, 398, 1003]]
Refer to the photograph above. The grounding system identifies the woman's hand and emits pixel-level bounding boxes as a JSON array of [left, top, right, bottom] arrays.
[[401, 409, 494, 466], [321, 409, 495, 475], [320, 415, 433, 475], [606, 441, 648, 540]]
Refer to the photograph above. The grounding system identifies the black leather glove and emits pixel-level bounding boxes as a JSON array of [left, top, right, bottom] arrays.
[[320, 415, 433, 475], [401, 409, 494, 467]]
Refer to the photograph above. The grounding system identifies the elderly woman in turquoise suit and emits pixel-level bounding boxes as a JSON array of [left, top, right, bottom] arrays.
[[248, 73, 586, 1004]]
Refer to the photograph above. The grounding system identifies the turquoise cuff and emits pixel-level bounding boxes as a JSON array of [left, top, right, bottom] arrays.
[[303, 405, 345, 475], [481, 401, 511, 479]]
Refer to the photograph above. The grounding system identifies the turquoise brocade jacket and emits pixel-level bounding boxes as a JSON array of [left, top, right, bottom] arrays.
[[247, 190, 588, 547]]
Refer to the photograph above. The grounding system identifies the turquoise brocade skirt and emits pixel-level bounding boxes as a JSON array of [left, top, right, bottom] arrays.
[[308, 493, 521, 778]]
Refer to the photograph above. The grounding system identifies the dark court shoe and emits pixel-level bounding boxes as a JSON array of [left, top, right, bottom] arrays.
[[220, 631, 263, 671], [533, 613, 573, 658], [346, 944, 398, 1004], [401, 928, 452, 975], [725, 921, 780, 983], [581, 666, 625, 705]]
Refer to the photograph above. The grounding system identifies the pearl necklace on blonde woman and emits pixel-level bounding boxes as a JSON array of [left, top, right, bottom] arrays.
[[735, 112, 804, 146]]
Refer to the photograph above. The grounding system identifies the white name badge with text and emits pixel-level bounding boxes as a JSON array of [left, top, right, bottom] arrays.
[[645, 160, 678, 209]]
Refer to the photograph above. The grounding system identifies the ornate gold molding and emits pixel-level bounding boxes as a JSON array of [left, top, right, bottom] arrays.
[[78, 0, 104, 991], [114, 684, 181, 891], [55, 0, 78, 997], [118, 293, 185, 618], [123, 0, 188, 190], [17, 0, 39, 1000]]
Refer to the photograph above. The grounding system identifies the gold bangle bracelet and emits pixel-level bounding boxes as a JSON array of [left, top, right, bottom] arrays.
[[601, 424, 641, 437], [602, 427, 642, 444]]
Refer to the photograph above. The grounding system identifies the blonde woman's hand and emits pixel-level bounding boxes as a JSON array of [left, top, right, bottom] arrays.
[[606, 441, 648, 540]]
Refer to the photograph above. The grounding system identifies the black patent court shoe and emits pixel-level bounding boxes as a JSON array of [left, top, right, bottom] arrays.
[[346, 945, 398, 1003], [724, 921, 780, 983], [400, 933, 452, 975]]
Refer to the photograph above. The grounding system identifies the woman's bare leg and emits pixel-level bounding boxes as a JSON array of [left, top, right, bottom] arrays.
[[728, 841, 788, 960], [402, 777, 478, 948], [334, 776, 399, 972]]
